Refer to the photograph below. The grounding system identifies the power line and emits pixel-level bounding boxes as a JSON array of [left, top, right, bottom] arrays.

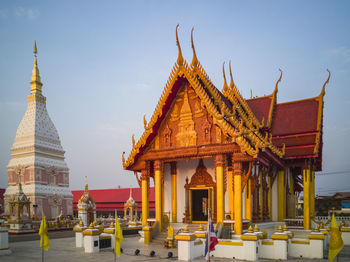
[[316, 170, 350, 176]]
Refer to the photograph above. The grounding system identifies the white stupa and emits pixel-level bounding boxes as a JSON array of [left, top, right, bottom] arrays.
[[4, 42, 73, 218]]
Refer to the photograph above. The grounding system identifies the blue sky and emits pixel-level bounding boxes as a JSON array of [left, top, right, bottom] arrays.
[[0, 1, 349, 193]]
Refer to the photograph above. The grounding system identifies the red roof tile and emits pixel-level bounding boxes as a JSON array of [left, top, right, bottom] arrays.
[[72, 187, 155, 212], [272, 99, 319, 136], [246, 95, 272, 124]]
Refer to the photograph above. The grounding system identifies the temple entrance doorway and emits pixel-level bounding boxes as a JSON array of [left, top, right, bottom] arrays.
[[191, 189, 210, 222]]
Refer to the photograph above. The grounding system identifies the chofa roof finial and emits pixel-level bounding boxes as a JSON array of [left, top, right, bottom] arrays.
[[222, 62, 229, 94], [229, 60, 235, 89], [320, 69, 331, 97], [176, 24, 184, 66], [191, 27, 198, 68], [274, 68, 283, 93]]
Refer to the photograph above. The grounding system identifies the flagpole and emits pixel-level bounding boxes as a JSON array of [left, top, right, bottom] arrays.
[[114, 209, 117, 262], [41, 209, 44, 262], [208, 208, 210, 262]]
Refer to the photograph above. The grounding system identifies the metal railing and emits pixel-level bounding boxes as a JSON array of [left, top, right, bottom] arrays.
[[284, 215, 350, 228]]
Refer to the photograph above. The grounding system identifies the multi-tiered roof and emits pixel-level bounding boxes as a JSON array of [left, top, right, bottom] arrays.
[[123, 26, 329, 174]]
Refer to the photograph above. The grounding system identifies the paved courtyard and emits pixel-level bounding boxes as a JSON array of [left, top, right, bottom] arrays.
[[2, 233, 350, 261]]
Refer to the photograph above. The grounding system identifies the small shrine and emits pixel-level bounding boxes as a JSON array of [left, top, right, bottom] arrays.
[[77, 182, 96, 227], [7, 183, 33, 233], [124, 189, 138, 221]]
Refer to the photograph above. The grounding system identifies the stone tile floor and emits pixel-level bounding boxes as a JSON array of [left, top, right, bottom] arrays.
[[2, 234, 350, 261]]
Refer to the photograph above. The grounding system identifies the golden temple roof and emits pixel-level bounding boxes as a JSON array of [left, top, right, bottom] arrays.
[[122, 26, 286, 170]]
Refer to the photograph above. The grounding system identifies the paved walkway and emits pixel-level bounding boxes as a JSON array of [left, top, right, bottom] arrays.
[[1, 234, 350, 261]]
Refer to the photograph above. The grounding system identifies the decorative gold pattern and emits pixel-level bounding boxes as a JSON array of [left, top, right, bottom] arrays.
[[163, 124, 172, 148], [188, 159, 216, 188], [176, 87, 197, 147], [202, 113, 212, 144]]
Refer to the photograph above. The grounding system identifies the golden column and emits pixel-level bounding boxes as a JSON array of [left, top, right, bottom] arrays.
[[245, 178, 252, 221], [154, 160, 163, 231], [310, 171, 315, 218], [215, 155, 225, 224], [268, 175, 272, 219], [141, 169, 149, 227], [288, 171, 295, 218], [16, 203, 20, 219], [278, 169, 285, 221], [259, 169, 263, 218], [228, 164, 234, 220], [170, 162, 177, 223], [303, 165, 311, 229], [233, 158, 242, 235]]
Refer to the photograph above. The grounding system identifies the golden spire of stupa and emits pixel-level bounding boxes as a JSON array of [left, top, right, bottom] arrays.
[[30, 40, 43, 94], [84, 176, 89, 192]]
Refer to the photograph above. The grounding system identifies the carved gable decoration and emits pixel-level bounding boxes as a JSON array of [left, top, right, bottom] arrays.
[[163, 124, 172, 148], [202, 113, 212, 144], [194, 100, 204, 118], [176, 87, 197, 147], [188, 159, 216, 188], [170, 103, 180, 122]]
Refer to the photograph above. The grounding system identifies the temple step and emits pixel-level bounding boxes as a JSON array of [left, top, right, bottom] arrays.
[[151, 223, 208, 244]]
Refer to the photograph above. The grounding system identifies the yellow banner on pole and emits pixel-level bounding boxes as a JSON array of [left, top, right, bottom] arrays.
[[38, 214, 50, 251], [115, 210, 123, 257], [328, 213, 343, 262]]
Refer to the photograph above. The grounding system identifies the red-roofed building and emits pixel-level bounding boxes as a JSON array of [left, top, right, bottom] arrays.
[[72, 187, 155, 217], [121, 31, 330, 233]]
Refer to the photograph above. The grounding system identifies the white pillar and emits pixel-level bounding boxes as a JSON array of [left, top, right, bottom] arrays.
[[0, 225, 11, 255]]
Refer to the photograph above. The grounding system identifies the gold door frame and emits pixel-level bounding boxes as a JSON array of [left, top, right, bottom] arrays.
[[189, 186, 214, 223], [183, 159, 217, 223]]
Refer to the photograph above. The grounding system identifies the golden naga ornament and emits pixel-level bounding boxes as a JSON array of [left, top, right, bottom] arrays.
[[132, 134, 135, 148], [143, 115, 147, 130]]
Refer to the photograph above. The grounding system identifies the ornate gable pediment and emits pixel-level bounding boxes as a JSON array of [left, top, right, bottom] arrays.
[[188, 159, 215, 188], [123, 27, 284, 171]]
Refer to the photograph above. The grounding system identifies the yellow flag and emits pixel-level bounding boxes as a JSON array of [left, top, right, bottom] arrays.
[[38, 214, 50, 251], [328, 213, 343, 262], [115, 214, 123, 257]]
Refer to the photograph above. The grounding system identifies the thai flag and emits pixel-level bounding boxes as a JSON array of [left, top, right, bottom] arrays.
[[205, 211, 218, 261]]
